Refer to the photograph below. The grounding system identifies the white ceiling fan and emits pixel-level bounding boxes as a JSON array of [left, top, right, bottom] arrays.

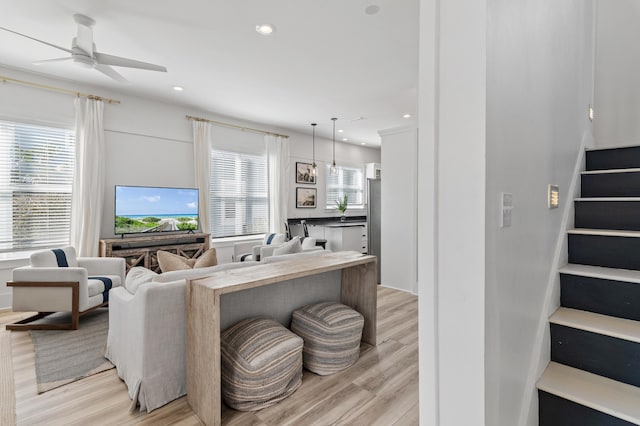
[[0, 14, 167, 82]]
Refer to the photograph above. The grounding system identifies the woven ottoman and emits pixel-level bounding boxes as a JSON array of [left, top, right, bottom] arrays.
[[221, 318, 303, 411], [291, 302, 364, 376]]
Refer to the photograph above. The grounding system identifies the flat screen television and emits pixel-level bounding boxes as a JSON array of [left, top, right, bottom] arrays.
[[115, 185, 199, 235]]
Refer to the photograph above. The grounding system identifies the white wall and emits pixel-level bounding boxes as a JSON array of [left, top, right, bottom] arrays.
[[418, 0, 487, 424], [594, 0, 640, 148], [288, 132, 380, 220], [418, 1, 595, 425], [484, 1, 595, 426], [0, 66, 379, 306], [380, 126, 417, 294]]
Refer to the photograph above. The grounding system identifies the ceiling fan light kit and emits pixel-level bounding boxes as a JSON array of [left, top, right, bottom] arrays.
[[0, 13, 167, 83]]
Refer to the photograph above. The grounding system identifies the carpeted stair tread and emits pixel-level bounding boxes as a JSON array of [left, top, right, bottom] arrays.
[[550, 308, 640, 344], [537, 362, 640, 424], [560, 264, 640, 285]]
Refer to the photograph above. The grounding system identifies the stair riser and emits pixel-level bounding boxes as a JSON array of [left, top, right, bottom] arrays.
[[560, 274, 640, 321], [551, 324, 640, 388], [586, 146, 640, 171], [581, 172, 640, 197], [539, 390, 635, 426], [568, 234, 640, 270], [575, 201, 640, 231]]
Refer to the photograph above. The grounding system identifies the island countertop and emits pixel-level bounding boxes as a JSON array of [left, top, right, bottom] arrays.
[[318, 222, 366, 228]]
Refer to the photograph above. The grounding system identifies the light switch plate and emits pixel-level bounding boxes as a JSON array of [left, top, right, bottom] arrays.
[[500, 192, 513, 228]]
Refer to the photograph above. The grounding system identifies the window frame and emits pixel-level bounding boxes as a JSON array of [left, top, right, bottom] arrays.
[[0, 118, 75, 253], [325, 164, 365, 210], [209, 148, 269, 239]]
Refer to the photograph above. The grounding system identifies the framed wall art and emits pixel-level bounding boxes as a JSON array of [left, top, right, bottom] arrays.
[[296, 162, 316, 184], [296, 187, 317, 208]]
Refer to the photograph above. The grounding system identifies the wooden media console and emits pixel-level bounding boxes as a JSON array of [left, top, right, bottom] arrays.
[[99, 233, 210, 273]]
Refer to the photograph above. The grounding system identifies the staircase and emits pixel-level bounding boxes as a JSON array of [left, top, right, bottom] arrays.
[[537, 146, 640, 426]]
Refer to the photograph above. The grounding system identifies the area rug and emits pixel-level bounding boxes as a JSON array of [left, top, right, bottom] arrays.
[[29, 308, 114, 393], [0, 325, 16, 425]]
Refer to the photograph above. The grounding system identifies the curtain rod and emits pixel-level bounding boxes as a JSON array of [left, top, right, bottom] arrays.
[[0, 75, 121, 104], [185, 114, 289, 139]]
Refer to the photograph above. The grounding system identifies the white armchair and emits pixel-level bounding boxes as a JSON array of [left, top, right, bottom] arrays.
[[232, 233, 286, 262], [7, 246, 125, 331]]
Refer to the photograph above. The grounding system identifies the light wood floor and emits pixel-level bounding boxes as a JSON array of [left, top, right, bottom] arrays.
[[0, 286, 418, 425]]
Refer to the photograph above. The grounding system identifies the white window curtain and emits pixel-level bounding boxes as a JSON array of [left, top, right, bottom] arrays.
[[192, 120, 213, 235], [70, 97, 104, 256], [265, 135, 290, 234]]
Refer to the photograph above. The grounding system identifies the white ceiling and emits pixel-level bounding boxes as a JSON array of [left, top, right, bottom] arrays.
[[0, 0, 419, 146]]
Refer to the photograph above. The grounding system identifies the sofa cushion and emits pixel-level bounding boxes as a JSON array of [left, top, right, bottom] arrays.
[[30, 246, 78, 268], [125, 267, 159, 294], [272, 236, 302, 256], [153, 260, 259, 283], [157, 248, 218, 272]]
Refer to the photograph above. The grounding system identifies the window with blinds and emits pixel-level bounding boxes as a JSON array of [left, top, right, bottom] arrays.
[[326, 165, 364, 208], [0, 120, 75, 252], [210, 149, 268, 238]]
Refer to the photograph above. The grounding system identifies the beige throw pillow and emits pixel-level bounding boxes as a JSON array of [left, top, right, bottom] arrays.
[[157, 248, 218, 273]]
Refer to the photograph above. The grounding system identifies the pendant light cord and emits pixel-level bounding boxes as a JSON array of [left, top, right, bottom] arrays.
[[311, 123, 317, 175], [330, 117, 338, 175]]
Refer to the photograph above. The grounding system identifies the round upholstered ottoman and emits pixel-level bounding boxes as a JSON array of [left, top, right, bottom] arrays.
[[221, 318, 304, 411], [291, 302, 364, 376]]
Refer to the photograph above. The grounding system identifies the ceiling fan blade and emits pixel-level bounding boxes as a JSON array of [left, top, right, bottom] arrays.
[[0, 26, 73, 54], [33, 57, 73, 65], [94, 64, 128, 83], [94, 52, 167, 72]]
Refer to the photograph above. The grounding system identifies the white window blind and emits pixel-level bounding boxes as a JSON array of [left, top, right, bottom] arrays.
[[210, 149, 268, 238], [0, 120, 75, 252], [326, 165, 364, 208]]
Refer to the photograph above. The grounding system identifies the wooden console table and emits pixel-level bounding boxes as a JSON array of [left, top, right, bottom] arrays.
[[186, 251, 377, 426], [99, 233, 210, 274]]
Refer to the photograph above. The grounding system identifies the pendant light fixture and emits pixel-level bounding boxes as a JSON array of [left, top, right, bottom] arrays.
[[311, 123, 317, 176], [330, 117, 338, 175]]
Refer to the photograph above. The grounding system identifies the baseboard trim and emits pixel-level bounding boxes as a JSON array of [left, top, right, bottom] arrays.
[[379, 283, 418, 296]]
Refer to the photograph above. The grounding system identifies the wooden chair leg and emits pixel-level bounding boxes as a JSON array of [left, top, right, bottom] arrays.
[[6, 312, 77, 331]]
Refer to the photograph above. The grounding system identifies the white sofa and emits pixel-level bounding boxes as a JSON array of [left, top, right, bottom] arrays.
[[105, 261, 257, 412], [105, 249, 337, 413]]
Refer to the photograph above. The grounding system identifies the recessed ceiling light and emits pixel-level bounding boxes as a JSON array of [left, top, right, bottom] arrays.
[[342, 138, 348, 141], [338, 129, 344, 133], [256, 24, 275, 35], [365, 5, 381, 15], [172, 85, 184, 92], [361, 142, 367, 145], [403, 114, 411, 118]]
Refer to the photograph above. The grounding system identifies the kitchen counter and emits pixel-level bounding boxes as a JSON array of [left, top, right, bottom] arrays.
[[320, 222, 366, 228]]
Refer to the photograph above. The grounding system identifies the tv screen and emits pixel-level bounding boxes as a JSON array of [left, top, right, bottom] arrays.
[[115, 185, 199, 235]]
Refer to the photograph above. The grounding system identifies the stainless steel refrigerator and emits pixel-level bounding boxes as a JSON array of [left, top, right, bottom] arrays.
[[367, 178, 381, 284]]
